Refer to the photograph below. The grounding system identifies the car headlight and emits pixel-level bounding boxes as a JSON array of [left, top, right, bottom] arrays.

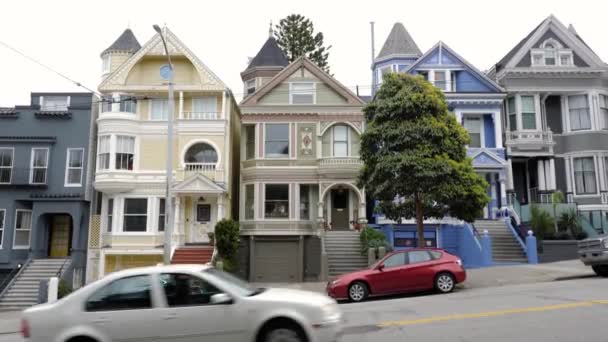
[[603, 239, 608, 249], [320, 303, 341, 322], [330, 279, 341, 287]]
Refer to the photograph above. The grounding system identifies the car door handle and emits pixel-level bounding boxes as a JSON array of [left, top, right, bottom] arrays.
[[93, 318, 109, 325], [163, 313, 177, 320]]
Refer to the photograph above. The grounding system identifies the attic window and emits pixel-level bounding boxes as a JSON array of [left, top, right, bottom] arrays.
[[102, 55, 111, 74], [290, 83, 315, 104], [41, 96, 69, 111], [246, 79, 256, 95], [544, 45, 556, 66]]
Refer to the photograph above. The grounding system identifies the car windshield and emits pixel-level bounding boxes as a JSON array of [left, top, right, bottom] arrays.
[[202, 268, 262, 297]]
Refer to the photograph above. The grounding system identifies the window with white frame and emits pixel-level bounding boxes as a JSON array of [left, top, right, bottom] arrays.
[[378, 66, 393, 82], [290, 83, 315, 104], [559, 53, 572, 66], [0, 148, 13, 184], [568, 95, 591, 131], [102, 55, 111, 74], [246, 79, 256, 95], [13, 210, 32, 248], [265, 184, 289, 219], [600, 94, 608, 130], [605, 157, 608, 191], [192, 97, 218, 118], [434, 71, 447, 91], [573, 157, 597, 194], [245, 125, 256, 160], [544, 43, 556, 65], [521, 96, 537, 130], [532, 52, 543, 66], [41, 96, 69, 111], [116, 136, 135, 170], [106, 198, 113, 233], [507, 97, 517, 131], [299, 184, 311, 220], [333, 125, 349, 157], [101, 97, 113, 113], [65, 148, 84, 186], [30, 148, 48, 184], [265, 124, 289, 158], [0, 209, 4, 247], [150, 99, 169, 120], [158, 198, 165, 232], [245, 184, 254, 220], [463, 116, 482, 147], [123, 198, 148, 232], [98, 136, 111, 170], [120, 95, 137, 113]]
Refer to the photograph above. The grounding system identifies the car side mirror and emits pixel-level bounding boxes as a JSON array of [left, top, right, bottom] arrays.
[[376, 263, 385, 271], [210, 293, 233, 305]]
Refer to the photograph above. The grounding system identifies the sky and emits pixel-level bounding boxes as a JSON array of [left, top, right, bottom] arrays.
[[1, 0, 607, 106]]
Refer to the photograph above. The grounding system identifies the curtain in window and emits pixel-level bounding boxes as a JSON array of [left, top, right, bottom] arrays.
[[568, 95, 591, 130], [98, 136, 111, 170], [574, 157, 596, 194], [116, 136, 135, 170], [151, 99, 169, 120]]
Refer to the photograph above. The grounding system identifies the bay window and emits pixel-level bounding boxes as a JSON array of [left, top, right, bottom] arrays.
[[568, 95, 591, 131], [265, 184, 289, 219], [574, 157, 597, 194], [13, 210, 32, 248], [600, 95, 608, 130], [65, 148, 84, 186], [333, 125, 348, 157], [150, 99, 169, 120], [0, 209, 4, 247], [120, 95, 137, 113], [30, 148, 48, 184], [97, 136, 111, 170], [245, 184, 255, 220], [507, 97, 517, 131], [290, 83, 315, 104], [123, 198, 147, 232], [521, 96, 537, 130], [245, 125, 256, 160], [265, 124, 289, 158], [116, 136, 135, 170], [463, 116, 482, 147]]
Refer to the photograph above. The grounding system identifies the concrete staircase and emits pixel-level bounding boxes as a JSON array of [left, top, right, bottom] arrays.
[[0, 258, 68, 310], [475, 220, 527, 263], [171, 246, 214, 264], [325, 231, 368, 277]]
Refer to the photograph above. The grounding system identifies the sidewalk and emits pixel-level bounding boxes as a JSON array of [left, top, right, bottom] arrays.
[[0, 310, 20, 335]]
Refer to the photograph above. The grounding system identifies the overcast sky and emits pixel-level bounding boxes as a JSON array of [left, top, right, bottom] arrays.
[[1, 0, 606, 106]]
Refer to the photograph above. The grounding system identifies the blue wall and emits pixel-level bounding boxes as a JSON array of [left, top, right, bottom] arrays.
[[455, 70, 494, 92], [484, 114, 496, 148]]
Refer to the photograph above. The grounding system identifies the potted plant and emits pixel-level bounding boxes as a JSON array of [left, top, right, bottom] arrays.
[[207, 231, 215, 246]]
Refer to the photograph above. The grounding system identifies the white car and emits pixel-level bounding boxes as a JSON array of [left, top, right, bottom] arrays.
[[21, 265, 342, 342]]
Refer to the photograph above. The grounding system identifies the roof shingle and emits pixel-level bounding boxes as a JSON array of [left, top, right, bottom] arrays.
[[246, 37, 289, 70], [101, 28, 141, 56], [376, 23, 421, 60]]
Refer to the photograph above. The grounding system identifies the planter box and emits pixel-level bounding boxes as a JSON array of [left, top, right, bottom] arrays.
[[539, 240, 579, 263]]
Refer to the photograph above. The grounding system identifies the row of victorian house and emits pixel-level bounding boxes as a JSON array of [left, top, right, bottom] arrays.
[[0, 15, 607, 288]]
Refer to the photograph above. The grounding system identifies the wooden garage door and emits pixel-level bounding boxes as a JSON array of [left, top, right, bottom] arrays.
[[254, 241, 299, 282]]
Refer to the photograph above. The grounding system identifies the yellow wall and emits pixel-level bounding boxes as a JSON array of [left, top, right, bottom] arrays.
[[105, 255, 163, 274], [126, 56, 198, 85], [138, 135, 226, 171]]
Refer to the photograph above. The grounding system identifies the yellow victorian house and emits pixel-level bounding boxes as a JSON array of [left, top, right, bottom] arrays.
[[86, 27, 240, 281]]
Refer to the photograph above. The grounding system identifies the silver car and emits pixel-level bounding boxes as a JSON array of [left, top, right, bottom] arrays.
[[21, 265, 342, 342]]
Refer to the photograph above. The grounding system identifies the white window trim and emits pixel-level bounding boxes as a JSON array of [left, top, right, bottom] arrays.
[[571, 155, 600, 197], [558, 51, 573, 66], [263, 183, 291, 220], [40, 96, 70, 111], [0, 147, 14, 184], [149, 98, 169, 121], [565, 93, 593, 132], [102, 55, 112, 74], [0, 209, 5, 249], [157, 197, 166, 233], [115, 135, 136, 171], [517, 94, 541, 132], [13, 209, 32, 249], [242, 183, 256, 221], [289, 82, 317, 105], [331, 125, 350, 157], [506, 97, 517, 131], [245, 79, 256, 95], [463, 114, 485, 148], [103, 196, 115, 234], [263, 123, 291, 159], [65, 148, 85, 187], [118, 197, 153, 235], [29, 147, 49, 185], [97, 135, 112, 171], [598, 93, 608, 130]]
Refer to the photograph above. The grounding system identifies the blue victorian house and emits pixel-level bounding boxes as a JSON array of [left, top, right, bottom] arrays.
[[370, 23, 519, 265]]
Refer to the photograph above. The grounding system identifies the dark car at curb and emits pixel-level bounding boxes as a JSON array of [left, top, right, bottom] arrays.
[[326, 248, 466, 302]]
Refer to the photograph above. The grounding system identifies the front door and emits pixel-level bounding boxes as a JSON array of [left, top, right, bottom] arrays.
[[331, 189, 349, 230], [49, 215, 71, 258], [189, 202, 212, 244]]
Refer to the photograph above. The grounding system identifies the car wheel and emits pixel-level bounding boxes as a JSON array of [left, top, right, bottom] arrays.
[[261, 322, 307, 342], [435, 273, 455, 293], [348, 281, 369, 302], [592, 265, 608, 277]]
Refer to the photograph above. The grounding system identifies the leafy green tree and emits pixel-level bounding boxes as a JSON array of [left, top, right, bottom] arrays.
[[358, 73, 489, 247], [274, 14, 331, 73]]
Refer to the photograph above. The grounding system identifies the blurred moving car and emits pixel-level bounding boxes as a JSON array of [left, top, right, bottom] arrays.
[[327, 249, 466, 302], [578, 234, 608, 277], [21, 265, 342, 342]]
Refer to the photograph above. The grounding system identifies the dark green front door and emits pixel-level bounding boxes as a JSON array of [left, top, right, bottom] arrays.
[[331, 189, 349, 230]]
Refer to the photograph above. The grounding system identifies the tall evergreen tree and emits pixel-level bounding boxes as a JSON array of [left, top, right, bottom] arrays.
[[358, 73, 489, 247], [274, 14, 332, 73]]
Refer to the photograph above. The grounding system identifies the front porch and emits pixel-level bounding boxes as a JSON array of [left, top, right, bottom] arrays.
[[318, 183, 366, 231]]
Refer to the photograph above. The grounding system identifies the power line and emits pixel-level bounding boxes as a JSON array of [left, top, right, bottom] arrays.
[[0, 39, 102, 97]]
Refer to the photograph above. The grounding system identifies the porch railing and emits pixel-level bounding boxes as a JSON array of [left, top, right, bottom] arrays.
[[505, 130, 554, 144], [319, 157, 362, 166], [178, 163, 224, 182], [180, 112, 220, 120]]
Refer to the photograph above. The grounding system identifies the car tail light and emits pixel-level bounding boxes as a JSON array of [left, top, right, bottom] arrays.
[[21, 318, 30, 338]]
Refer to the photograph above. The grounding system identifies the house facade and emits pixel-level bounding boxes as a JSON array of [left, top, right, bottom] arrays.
[[239, 34, 367, 282], [490, 15, 608, 232], [0, 92, 96, 286], [370, 23, 508, 250], [86, 27, 240, 281]]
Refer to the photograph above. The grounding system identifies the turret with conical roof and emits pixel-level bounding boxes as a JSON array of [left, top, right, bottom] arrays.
[[100, 28, 141, 77], [241, 25, 289, 97]]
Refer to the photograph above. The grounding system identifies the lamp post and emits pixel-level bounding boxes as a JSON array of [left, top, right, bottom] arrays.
[[154, 24, 174, 265]]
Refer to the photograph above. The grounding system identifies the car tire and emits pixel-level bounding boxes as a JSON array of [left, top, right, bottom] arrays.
[[435, 272, 455, 293], [260, 320, 308, 342], [592, 265, 608, 277], [348, 281, 369, 302]]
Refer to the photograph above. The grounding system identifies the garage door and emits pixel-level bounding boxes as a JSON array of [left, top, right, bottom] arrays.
[[254, 241, 299, 282]]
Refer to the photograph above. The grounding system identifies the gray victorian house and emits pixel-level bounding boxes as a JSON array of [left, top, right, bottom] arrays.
[[0, 92, 96, 309], [489, 15, 608, 233]]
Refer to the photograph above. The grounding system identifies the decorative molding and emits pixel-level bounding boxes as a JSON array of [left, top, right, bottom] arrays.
[[0, 136, 56, 143], [34, 111, 72, 119], [300, 127, 314, 156]]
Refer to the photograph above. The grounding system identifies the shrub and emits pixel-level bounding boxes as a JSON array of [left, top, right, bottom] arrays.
[[557, 209, 582, 237], [530, 205, 554, 241], [359, 227, 390, 256], [58, 279, 72, 299], [214, 219, 240, 272]]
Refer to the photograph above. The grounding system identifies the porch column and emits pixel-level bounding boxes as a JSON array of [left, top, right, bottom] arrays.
[[173, 197, 181, 234], [493, 111, 503, 147], [217, 195, 225, 221], [178, 91, 184, 119], [221, 91, 227, 120], [537, 159, 546, 191], [358, 189, 367, 223], [500, 178, 507, 208], [548, 158, 556, 190], [490, 177, 498, 218], [565, 157, 574, 203], [507, 159, 514, 190]]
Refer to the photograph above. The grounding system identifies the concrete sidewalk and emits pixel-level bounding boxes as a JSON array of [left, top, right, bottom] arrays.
[[0, 310, 20, 335]]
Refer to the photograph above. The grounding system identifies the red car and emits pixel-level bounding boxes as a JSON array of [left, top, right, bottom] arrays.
[[327, 248, 466, 302]]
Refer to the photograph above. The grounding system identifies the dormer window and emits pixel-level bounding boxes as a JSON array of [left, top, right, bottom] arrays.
[[531, 39, 573, 67], [246, 79, 256, 95], [41, 96, 69, 111], [544, 44, 556, 65]]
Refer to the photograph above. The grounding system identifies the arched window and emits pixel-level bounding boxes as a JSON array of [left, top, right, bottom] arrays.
[[184, 143, 218, 164]]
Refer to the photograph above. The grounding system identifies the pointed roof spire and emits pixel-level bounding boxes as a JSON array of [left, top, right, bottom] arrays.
[[101, 28, 141, 56], [269, 20, 273, 38], [376, 22, 421, 60], [245, 34, 289, 70]]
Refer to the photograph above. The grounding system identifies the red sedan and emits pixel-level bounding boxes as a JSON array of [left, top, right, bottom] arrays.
[[327, 248, 466, 302]]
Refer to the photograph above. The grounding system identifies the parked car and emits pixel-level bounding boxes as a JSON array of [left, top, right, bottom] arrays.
[[578, 234, 608, 277], [21, 265, 342, 342], [327, 249, 466, 302]]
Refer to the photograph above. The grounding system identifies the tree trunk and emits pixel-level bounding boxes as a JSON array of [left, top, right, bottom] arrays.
[[415, 195, 425, 248]]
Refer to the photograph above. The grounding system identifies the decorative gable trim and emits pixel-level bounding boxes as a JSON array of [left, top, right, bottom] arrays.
[[172, 173, 226, 194], [469, 149, 507, 167], [241, 57, 365, 106], [99, 28, 225, 91]]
